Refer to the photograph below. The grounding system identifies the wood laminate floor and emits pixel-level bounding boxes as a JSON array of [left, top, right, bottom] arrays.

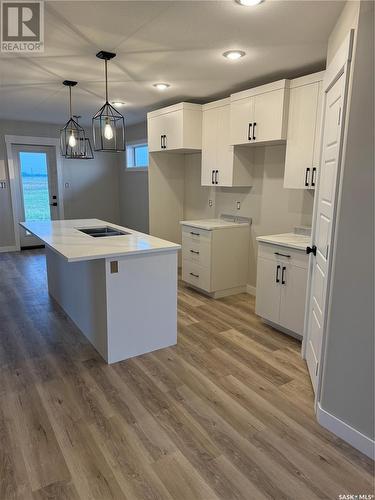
[[0, 249, 373, 500]]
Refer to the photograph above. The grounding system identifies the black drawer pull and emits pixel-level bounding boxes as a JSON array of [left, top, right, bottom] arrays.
[[211, 170, 215, 184], [281, 266, 286, 285], [190, 232, 200, 236], [311, 167, 317, 187], [274, 252, 291, 258], [190, 272, 199, 278], [253, 122, 256, 140], [248, 123, 252, 141], [305, 167, 310, 187], [276, 265, 280, 283], [190, 250, 199, 254]]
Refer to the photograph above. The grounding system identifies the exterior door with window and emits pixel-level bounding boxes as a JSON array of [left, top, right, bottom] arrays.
[[13, 145, 59, 248]]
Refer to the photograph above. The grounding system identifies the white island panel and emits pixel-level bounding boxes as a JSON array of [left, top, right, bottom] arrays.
[[21, 219, 180, 364]]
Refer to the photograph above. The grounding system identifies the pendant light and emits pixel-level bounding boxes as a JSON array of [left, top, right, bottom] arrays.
[[92, 51, 125, 152], [60, 81, 88, 159], [71, 116, 94, 160]]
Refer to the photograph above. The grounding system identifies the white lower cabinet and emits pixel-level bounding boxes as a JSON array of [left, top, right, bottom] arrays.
[[255, 243, 308, 337], [181, 222, 250, 298]]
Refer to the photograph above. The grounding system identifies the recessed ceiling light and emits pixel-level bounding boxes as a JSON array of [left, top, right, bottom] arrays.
[[235, 0, 264, 6], [223, 50, 246, 60], [111, 101, 125, 107], [153, 83, 170, 90]]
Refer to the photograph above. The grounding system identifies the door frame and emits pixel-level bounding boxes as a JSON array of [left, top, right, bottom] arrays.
[[5, 135, 64, 251], [302, 31, 354, 402]]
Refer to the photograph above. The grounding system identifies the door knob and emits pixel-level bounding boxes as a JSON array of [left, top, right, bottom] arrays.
[[50, 202, 58, 206], [306, 245, 317, 256]]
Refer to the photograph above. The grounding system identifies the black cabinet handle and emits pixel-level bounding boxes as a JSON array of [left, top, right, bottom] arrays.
[[190, 250, 199, 254], [49, 202, 58, 206], [306, 245, 317, 256], [160, 135, 163, 149], [305, 167, 311, 187], [190, 272, 199, 278], [311, 167, 317, 187], [164, 135, 167, 149], [274, 252, 291, 258], [281, 266, 286, 285], [190, 231, 200, 236], [276, 265, 280, 283], [215, 170, 219, 184], [253, 122, 256, 141], [211, 170, 215, 184], [248, 123, 252, 141]]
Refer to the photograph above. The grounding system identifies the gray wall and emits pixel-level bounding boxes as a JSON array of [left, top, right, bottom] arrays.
[[120, 122, 149, 233], [0, 119, 121, 248], [320, 1, 374, 440]]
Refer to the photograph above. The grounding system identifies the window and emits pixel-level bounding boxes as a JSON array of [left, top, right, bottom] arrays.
[[126, 143, 148, 169]]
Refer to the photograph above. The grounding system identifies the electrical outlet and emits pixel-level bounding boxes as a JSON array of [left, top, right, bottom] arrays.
[[236, 201, 241, 210], [208, 199, 213, 207]]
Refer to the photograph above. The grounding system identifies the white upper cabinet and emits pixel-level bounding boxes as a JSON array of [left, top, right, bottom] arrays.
[[230, 80, 290, 146], [201, 99, 253, 187], [147, 102, 202, 153], [283, 71, 324, 189]]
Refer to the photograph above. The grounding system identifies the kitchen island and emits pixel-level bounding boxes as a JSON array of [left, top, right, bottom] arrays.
[[20, 219, 180, 364]]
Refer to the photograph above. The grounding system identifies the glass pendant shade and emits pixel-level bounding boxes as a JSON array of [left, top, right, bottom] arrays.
[[60, 81, 92, 159], [92, 51, 125, 152]]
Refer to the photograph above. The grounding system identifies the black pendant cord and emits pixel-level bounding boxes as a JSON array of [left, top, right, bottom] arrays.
[[69, 86, 73, 119], [105, 59, 109, 103]]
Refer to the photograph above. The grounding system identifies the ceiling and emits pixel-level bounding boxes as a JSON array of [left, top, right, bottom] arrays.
[[0, 0, 344, 126]]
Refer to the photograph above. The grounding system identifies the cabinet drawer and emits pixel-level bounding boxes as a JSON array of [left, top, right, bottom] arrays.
[[182, 260, 211, 292], [181, 225, 212, 244], [182, 239, 211, 266], [258, 243, 308, 269]]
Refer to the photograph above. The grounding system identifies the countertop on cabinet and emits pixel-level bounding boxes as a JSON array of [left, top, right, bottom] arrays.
[[256, 232, 310, 251], [180, 218, 249, 230]]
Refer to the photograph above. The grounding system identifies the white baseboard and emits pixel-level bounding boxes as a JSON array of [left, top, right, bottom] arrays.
[[317, 403, 375, 460], [246, 284, 256, 296], [0, 245, 17, 253]]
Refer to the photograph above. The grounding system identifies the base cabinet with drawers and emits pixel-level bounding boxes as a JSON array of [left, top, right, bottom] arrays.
[[180, 222, 250, 298], [255, 242, 308, 337]]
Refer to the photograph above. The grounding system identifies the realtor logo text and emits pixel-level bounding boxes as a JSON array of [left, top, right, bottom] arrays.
[[1, 0, 44, 52]]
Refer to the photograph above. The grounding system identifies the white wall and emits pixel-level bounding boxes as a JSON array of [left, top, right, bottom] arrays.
[[120, 122, 149, 233], [184, 146, 314, 287], [320, 0, 374, 444], [0, 119, 121, 248]]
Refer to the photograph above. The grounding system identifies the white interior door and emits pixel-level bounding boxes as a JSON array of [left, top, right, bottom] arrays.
[[305, 37, 352, 392], [13, 144, 60, 248]]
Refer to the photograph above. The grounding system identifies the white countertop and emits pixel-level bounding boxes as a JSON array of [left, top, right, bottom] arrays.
[[180, 218, 249, 230], [20, 219, 181, 262], [256, 232, 310, 251]]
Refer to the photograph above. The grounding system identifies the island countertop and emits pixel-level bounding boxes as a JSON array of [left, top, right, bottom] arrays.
[[20, 219, 181, 262]]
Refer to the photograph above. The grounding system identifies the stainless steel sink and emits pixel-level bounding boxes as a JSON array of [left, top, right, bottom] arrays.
[[78, 226, 131, 238]]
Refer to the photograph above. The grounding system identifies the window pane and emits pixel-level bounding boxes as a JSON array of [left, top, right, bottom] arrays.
[[134, 145, 148, 167], [19, 152, 51, 221]]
